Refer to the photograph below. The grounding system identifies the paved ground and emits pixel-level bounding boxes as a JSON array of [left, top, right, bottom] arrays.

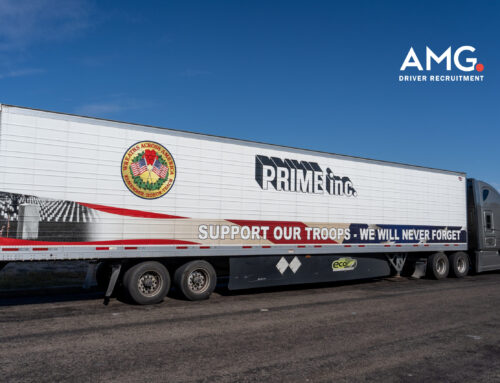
[[1, 273, 500, 383]]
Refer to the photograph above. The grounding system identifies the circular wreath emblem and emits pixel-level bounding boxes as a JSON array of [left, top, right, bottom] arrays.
[[121, 141, 176, 199]]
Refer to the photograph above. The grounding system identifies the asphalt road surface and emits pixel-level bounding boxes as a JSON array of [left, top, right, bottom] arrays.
[[1, 274, 500, 383]]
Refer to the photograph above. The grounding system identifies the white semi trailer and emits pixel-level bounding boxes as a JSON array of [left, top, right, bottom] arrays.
[[0, 104, 498, 304]]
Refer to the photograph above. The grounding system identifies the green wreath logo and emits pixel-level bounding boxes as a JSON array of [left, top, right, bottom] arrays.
[[121, 141, 176, 199], [130, 151, 169, 190]]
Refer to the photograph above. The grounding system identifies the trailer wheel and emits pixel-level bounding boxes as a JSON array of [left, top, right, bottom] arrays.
[[449, 252, 469, 278], [123, 261, 170, 305], [174, 260, 216, 301], [427, 252, 449, 280]]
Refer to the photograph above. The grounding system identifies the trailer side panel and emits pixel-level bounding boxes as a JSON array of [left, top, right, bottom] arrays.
[[0, 105, 467, 261]]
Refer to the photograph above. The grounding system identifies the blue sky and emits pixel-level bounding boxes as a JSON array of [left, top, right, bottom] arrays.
[[0, 0, 498, 188]]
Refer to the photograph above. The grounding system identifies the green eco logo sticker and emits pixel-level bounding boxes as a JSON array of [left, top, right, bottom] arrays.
[[332, 257, 358, 272]]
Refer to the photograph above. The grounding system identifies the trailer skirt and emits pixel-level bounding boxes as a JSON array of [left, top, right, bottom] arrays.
[[229, 254, 391, 290]]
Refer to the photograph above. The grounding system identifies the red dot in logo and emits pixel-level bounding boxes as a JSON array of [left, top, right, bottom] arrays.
[[476, 63, 484, 72]]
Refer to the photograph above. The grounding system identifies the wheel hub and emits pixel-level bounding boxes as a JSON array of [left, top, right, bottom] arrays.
[[188, 269, 209, 293], [138, 271, 162, 297], [436, 258, 446, 274], [457, 258, 466, 273]]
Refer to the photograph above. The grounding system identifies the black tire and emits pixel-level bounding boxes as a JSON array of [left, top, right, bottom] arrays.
[[449, 252, 470, 278], [95, 262, 112, 291], [123, 261, 170, 305], [427, 252, 449, 279], [174, 260, 217, 301]]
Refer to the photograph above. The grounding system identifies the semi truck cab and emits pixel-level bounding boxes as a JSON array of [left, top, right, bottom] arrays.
[[467, 179, 500, 272]]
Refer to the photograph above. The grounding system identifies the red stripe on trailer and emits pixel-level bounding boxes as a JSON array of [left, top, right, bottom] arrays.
[[396, 245, 402, 247], [96, 247, 109, 250], [176, 246, 188, 249], [77, 202, 186, 219], [384, 244, 391, 247], [0, 238, 199, 246], [344, 245, 352, 247], [124, 247, 138, 250], [444, 244, 450, 247], [200, 246, 210, 249], [358, 245, 365, 247], [314, 245, 322, 248], [297, 245, 306, 248], [33, 247, 49, 251], [2, 248, 19, 251], [242, 246, 252, 248], [424, 244, 430, 247], [413, 244, 419, 247], [262, 245, 271, 248]]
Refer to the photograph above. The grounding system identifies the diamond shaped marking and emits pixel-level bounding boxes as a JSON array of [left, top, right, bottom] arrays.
[[276, 257, 289, 275], [289, 256, 302, 274]]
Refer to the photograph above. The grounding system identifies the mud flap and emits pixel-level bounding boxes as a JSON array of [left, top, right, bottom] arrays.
[[103, 263, 122, 305], [411, 259, 427, 279]]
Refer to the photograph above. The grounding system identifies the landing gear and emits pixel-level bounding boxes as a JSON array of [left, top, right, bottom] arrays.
[[386, 253, 407, 276]]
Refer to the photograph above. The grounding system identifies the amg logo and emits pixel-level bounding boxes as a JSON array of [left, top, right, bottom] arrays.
[[255, 155, 357, 197]]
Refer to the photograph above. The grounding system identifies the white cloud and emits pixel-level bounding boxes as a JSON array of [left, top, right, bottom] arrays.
[[0, 67, 44, 79], [74, 97, 158, 117], [0, 0, 93, 51]]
